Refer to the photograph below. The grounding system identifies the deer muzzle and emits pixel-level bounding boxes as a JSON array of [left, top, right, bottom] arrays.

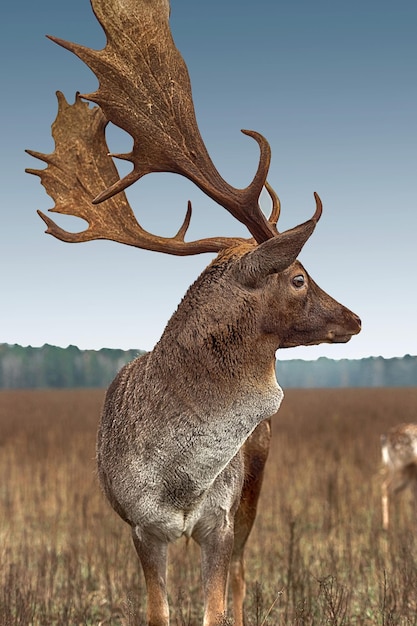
[[326, 312, 362, 343]]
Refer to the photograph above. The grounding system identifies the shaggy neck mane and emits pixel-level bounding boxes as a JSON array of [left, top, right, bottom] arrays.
[[150, 249, 277, 394]]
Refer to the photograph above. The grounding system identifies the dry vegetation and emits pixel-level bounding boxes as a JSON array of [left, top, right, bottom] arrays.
[[1, 387, 417, 625]]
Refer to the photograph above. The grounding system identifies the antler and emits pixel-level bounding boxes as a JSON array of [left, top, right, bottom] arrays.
[[33, 0, 278, 246], [27, 0, 322, 253], [26, 92, 246, 255]]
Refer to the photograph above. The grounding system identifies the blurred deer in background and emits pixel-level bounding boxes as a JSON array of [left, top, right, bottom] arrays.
[[26, 0, 361, 624], [381, 423, 417, 531]]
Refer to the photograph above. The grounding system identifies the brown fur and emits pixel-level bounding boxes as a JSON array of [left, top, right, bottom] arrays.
[[381, 423, 417, 530]]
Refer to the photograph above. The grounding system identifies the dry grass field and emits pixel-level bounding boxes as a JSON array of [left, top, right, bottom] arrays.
[[1, 387, 417, 625]]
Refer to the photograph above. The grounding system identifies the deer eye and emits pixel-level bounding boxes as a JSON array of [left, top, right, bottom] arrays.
[[292, 274, 305, 288]]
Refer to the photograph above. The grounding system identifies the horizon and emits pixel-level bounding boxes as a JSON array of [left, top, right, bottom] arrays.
[[1, 341, 416, 364]]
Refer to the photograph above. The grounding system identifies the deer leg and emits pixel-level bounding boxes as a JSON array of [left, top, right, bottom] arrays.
[[197, 524, 235, 626], [412, 476, 417, 520], [231, 463, 268, 626], [382, 469, 411, 530], [381, 477, 390, 531], [230, 420, 271, 625], [230, 518, 250, 626], [131, 526, 169, 626], [231, 500, 261, 626]]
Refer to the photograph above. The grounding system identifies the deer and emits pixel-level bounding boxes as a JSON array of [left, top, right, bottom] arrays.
[[381, 423, 417, 531], [26, 0, 361, 624]]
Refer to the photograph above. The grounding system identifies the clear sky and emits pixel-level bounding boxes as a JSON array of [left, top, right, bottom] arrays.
[[1, 0, 416, 360]]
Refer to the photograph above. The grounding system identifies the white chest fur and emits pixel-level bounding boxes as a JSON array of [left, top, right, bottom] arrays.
[[127, 377, 283, 542]]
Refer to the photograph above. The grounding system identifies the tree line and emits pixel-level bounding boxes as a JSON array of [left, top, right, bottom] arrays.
[[276, 354, 417, 388], [0, 343, 144, 389], [0, 343, 416, 389]]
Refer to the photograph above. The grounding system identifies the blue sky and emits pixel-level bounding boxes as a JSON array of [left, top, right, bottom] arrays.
[[1, 0, 416, 360]]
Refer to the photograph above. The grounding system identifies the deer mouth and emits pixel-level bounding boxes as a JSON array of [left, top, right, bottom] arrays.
[[325, 331, 356, 344], [326, 319, 361, 344], [281, 331, 355, 349]]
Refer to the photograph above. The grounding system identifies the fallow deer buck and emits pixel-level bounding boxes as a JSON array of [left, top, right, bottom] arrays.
[[381, 423, 417, 531], [26, 0, 361, 624]]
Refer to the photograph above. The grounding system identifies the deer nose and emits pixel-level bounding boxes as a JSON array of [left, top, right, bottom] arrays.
[[352, 313, 362, 332]]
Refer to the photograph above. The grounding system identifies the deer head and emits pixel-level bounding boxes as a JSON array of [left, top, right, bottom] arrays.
[[26, 1, 361, 625]]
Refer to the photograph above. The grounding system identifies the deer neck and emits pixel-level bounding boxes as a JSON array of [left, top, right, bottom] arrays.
[[153, 304, 280, 402], [154, 256, 279, 387], [131, 259, 284, 503], [148, 266, 283, 436]]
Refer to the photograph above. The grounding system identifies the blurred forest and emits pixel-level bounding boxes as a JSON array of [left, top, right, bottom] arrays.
[[276, 353, 417, 388], [0, 344, 144, 389], [0, 343, 416, 389]]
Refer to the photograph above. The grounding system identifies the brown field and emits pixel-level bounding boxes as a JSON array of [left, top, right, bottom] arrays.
[[1, 387, 417, 625]]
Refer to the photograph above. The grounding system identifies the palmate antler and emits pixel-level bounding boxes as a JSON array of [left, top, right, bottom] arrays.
[[27, 91, 246, 254], [27, 0, 321, 253]]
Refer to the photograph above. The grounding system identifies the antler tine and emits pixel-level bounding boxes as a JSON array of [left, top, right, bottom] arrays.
[[312, 192, 323, 222], [264, 181, 281, 232], [26, 92, 244, 255], [175, 201, 192, 240], [45, 0, 276, 244], [263, 183, 322, 233]]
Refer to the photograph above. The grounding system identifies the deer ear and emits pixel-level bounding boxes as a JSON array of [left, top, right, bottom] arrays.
[[236, 217, 318, 284]]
